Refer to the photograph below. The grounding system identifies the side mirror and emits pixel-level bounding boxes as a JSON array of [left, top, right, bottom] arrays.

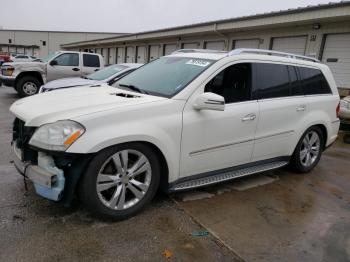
[[193, 92, 225, 111], [49, 60, 58, 66]]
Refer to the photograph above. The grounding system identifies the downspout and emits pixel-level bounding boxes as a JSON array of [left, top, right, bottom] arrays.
[[213, 23, 229, 50]]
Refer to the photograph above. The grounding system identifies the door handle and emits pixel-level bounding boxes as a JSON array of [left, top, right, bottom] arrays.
[[296, 105, 306, 112], [72, 68, 80, 71], [241, 114, 256, 122]]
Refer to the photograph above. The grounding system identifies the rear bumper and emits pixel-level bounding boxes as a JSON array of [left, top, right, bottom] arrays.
[[0, 75, 16, 87]]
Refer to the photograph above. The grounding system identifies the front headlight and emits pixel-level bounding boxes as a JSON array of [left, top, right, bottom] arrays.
[[29, 120, 85, 151], [340, 100, 350, 109], [2, 67, 15, 76], [38, 85, 46, 93]]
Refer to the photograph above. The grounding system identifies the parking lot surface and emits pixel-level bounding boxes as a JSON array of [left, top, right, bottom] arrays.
[[0, 86, 349, 261]]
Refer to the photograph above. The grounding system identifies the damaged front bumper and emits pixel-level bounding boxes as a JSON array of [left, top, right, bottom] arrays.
[[13, 148, 65, 201], [11, 118, 93, 205]]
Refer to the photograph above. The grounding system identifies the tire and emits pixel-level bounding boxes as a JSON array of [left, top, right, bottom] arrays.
[[16, 76, 41, 97], [290, 126, 324, 173], [78, 143, 160, 220]]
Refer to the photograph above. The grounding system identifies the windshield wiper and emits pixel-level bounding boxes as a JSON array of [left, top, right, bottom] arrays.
[[119, 84, 149, 94]]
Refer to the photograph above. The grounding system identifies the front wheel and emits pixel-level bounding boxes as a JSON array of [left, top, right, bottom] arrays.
[[78, 143, 160, 220], [16, 76, 41, 97], [290, 126, 324, 173]]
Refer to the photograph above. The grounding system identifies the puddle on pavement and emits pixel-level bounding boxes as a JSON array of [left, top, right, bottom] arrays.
[[175, 174, 279, 202]]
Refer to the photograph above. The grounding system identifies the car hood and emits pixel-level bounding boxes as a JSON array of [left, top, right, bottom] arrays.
[[342, 96, 350, 103], [42, 77, 102, 90], [3, 61, 46, 70], [10, 84, 166, 126]]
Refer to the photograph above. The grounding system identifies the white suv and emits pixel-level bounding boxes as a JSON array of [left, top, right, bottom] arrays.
[[10, 49, 340, 220]]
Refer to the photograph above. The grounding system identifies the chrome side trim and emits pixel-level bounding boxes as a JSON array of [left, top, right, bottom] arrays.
[[331, 119, 340, 124], [205, 100, 224, 105], [190, 138, 254, 156], [255, 130, 294, 141], [170, 160, 288, 191]]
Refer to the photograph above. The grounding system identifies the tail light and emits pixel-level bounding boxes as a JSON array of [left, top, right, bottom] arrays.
[[336, 102, 340, 118]]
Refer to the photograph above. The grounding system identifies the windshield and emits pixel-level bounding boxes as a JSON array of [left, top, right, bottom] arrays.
[[87, 64, 127, 81], [114, 57, 215, 97], [40, 52, 59, 63]]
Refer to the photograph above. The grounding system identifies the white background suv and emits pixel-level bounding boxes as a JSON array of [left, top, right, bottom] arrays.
[[10, 49, 340, 220]]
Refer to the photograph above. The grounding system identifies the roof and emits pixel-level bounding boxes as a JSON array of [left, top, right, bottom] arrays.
[[62, 1, 350, 48], [169, 50, 228, 60], [0, 29, 128, 34], [167, 48, 322, 65]]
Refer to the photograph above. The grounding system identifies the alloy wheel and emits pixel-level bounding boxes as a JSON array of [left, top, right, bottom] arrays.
[[96, 149, 152, 210], [300, 130, 321, 167]]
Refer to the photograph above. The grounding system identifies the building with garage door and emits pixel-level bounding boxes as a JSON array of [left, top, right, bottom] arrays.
[[61, 1, 350, 94], [0, 30, 126, 58]]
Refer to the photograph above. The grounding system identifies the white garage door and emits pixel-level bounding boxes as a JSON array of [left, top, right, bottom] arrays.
[[33, 48, 39, 57], [322, 33, 350, 89], [16, 47, 24, 54], [164, 44, 177, 55], [234, 39, 260, 49], [126, 47, 135, 63], [149, 45, 160, 61], [109, 48, 116, 65], [205, 41, 225, 51], [182, 42, 199, 49], [271, 36, 307, 55], [136, 46, 146, 63], [102, 48, 108, 64], [25, 48, 33, 56], [116, 47, 124, 64]]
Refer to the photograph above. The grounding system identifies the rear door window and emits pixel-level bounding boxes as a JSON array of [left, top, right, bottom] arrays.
[[254, 63, 290, 99], [83, 54, 100, 67], [298, 67, 332, 95]]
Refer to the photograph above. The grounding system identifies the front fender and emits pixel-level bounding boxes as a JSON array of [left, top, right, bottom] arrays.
[[67, 103, 184, 183]]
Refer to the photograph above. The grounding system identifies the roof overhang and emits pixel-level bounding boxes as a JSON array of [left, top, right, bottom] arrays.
[[61, 2, 350, 48]]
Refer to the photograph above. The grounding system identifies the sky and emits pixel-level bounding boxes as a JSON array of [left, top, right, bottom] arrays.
[[0, 0, 339, 33]]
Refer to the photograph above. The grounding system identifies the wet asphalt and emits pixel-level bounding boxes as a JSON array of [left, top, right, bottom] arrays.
[[0, 85, 349, 262]]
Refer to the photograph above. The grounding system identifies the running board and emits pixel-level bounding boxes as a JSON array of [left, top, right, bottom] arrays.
[[169, 160, 289, 192]]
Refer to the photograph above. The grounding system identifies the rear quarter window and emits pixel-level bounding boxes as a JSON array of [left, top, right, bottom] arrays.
[[298, 67, 332, 95], [83, 54, 100, 67]]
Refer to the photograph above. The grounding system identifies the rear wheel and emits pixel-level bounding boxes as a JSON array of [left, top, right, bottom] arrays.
[[16, 76, 41, 97], [290, 126, 324, 173], [78, 143, 160, 220]]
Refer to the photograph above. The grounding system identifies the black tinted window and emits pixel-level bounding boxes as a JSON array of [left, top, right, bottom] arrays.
[[299, 67, 331, 95], [205, 63, 251, 103], [83, 54, 100, 67], [289, 66, 303, 96], [255, 63, 290, 99]]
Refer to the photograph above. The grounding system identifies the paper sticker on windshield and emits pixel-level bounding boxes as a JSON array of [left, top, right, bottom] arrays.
[[186, 59, 210, 67]]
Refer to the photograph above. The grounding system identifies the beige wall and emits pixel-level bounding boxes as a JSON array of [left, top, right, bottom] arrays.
[[69, 21, 350, 62], [0, 30, 122, 57]]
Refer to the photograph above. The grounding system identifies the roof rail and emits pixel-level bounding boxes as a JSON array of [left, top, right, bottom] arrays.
[[229, 48, 320, 63], [172, 49, 227, 54]]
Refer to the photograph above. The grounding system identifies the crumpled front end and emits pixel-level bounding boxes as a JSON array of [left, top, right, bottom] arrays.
[[12, 118, 92, 203]]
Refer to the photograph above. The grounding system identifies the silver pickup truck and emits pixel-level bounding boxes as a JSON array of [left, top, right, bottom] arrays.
[[0, 51, 104, 97]]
